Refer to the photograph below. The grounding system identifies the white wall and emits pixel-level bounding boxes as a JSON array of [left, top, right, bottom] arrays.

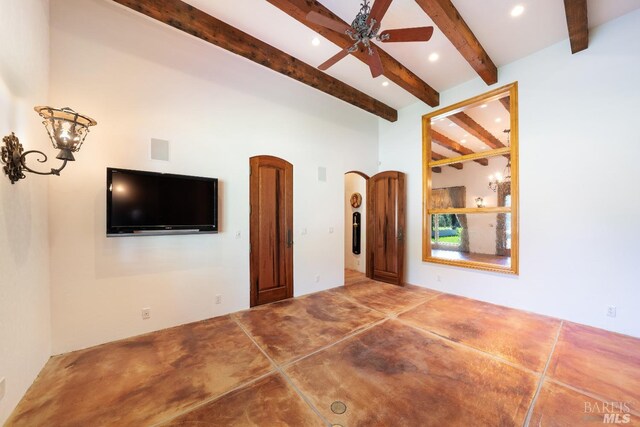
[[48, 0, 379, 354], [379, 10, 640, 338], [0, 0, 51, 423], [344, 173, 367, 272]]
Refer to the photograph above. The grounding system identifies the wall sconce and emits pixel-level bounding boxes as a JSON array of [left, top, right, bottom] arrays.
[[1, 106, 97, 184], [475, 197, 485, 208]]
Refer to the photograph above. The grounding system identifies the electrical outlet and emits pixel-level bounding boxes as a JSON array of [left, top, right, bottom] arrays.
[[607, 306, 617, 318], [141, 308, 151, 320], [215, 295, 222, 305], [356, 260, 360, 266], [315, 275, 320, 283], [328, 227, 334, 234], [301, 228, 308, 235], [235, 231, 241, 239], [0, 377, 6, 401]]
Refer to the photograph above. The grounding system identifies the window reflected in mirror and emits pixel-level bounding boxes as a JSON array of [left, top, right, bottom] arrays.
[[423, 83, 518, 274], [430, 213, 511, 268]]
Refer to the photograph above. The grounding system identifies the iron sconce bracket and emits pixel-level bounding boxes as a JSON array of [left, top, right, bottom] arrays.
[[1, 133, 69, 184]]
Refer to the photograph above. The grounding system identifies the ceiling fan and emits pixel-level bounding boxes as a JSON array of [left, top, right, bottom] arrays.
[[306, 0, 434, 78]]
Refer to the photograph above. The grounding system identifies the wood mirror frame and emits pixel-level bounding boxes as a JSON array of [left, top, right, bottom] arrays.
[[422, 82, 519, 274]]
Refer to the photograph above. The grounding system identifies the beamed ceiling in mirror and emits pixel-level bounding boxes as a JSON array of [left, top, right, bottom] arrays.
[[107, 0, 640, 120]]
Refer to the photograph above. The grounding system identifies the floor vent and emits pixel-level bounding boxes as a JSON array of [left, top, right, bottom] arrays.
[[331, 401, 347, 414]]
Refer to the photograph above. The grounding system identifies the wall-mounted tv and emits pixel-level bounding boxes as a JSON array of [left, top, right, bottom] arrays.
[[107, 168, 218, 236]]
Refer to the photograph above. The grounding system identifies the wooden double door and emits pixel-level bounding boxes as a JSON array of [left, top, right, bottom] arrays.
[[249, 162, 404, 307], [366, 171, 406, 286], [250, 156, 293, 307]]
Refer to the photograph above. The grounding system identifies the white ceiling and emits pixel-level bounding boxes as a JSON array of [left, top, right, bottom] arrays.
[[184, 0, 640, 110]]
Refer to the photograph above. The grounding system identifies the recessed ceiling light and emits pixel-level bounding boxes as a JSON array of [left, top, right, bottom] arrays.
[[511, 5, 525, 17], [480, 104, 488, 108], [311, 37, 321, 46], [495, 117, 502, 123], [461, 139, 467, 144], [382, 81, 389, 87], [428, 52, 439, 62], [448, 123, 455, 127]]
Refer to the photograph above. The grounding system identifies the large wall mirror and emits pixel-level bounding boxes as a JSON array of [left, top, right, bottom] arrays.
[[422, 83, 519, 274]]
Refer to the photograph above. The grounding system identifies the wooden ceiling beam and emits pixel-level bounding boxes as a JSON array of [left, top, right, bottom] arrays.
[[563, 0, 588, 54], [432, 152, 463, 170], [414, 0, 497, 85], [265, 0, 440, 107], [111, 0, 397, 121], [499, 96, 510, 112], [449, 112, 505, 150], [431, 130, 489, 166]]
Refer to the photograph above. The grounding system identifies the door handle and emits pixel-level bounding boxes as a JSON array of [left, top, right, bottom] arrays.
[[287, 230, 293, 248]]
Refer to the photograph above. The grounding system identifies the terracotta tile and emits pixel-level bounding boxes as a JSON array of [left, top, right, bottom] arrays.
[[547, 322, 640, 412], [235, 291, 385, 365], [329, 280, 439, 315], [398, 294, 560, 371], [165, 373, 324, 426], [285, 320, 538, 426], [530, 381, 639, 426], [345, 268, 369, 286], [6, 316, 273, 427]]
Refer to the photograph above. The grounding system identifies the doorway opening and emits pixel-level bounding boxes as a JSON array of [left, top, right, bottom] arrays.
[[344, 171, 369, 283]]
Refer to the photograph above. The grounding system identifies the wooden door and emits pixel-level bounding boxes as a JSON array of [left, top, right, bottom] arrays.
[[366, 171, 406, 286], [250, 156, 294, 307]]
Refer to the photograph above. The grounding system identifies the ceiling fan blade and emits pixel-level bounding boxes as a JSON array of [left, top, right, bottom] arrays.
[[367, 46, 384, 78], [306, 11, 351, 34], [318, 48, 351, 71], [380, 26, 434, 43], [367, 0, 394, 26]]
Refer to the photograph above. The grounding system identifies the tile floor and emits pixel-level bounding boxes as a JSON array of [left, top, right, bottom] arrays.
[[7, 270, 640, 426]]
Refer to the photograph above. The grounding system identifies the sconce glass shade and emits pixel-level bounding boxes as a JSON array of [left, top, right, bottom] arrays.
[[34, 106, 97, 161]]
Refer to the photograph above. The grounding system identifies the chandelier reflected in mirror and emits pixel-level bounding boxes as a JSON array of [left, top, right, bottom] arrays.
[[488, 129, 511, 192]]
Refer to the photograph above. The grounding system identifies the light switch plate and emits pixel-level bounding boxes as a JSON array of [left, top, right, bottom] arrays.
[[317, 166, 327, 182]]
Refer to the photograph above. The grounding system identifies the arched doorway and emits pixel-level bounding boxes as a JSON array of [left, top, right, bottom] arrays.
[[344, 171, 369, 282]]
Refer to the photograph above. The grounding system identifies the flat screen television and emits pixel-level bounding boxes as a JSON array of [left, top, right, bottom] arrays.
[[107, 168, 218, 236]]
